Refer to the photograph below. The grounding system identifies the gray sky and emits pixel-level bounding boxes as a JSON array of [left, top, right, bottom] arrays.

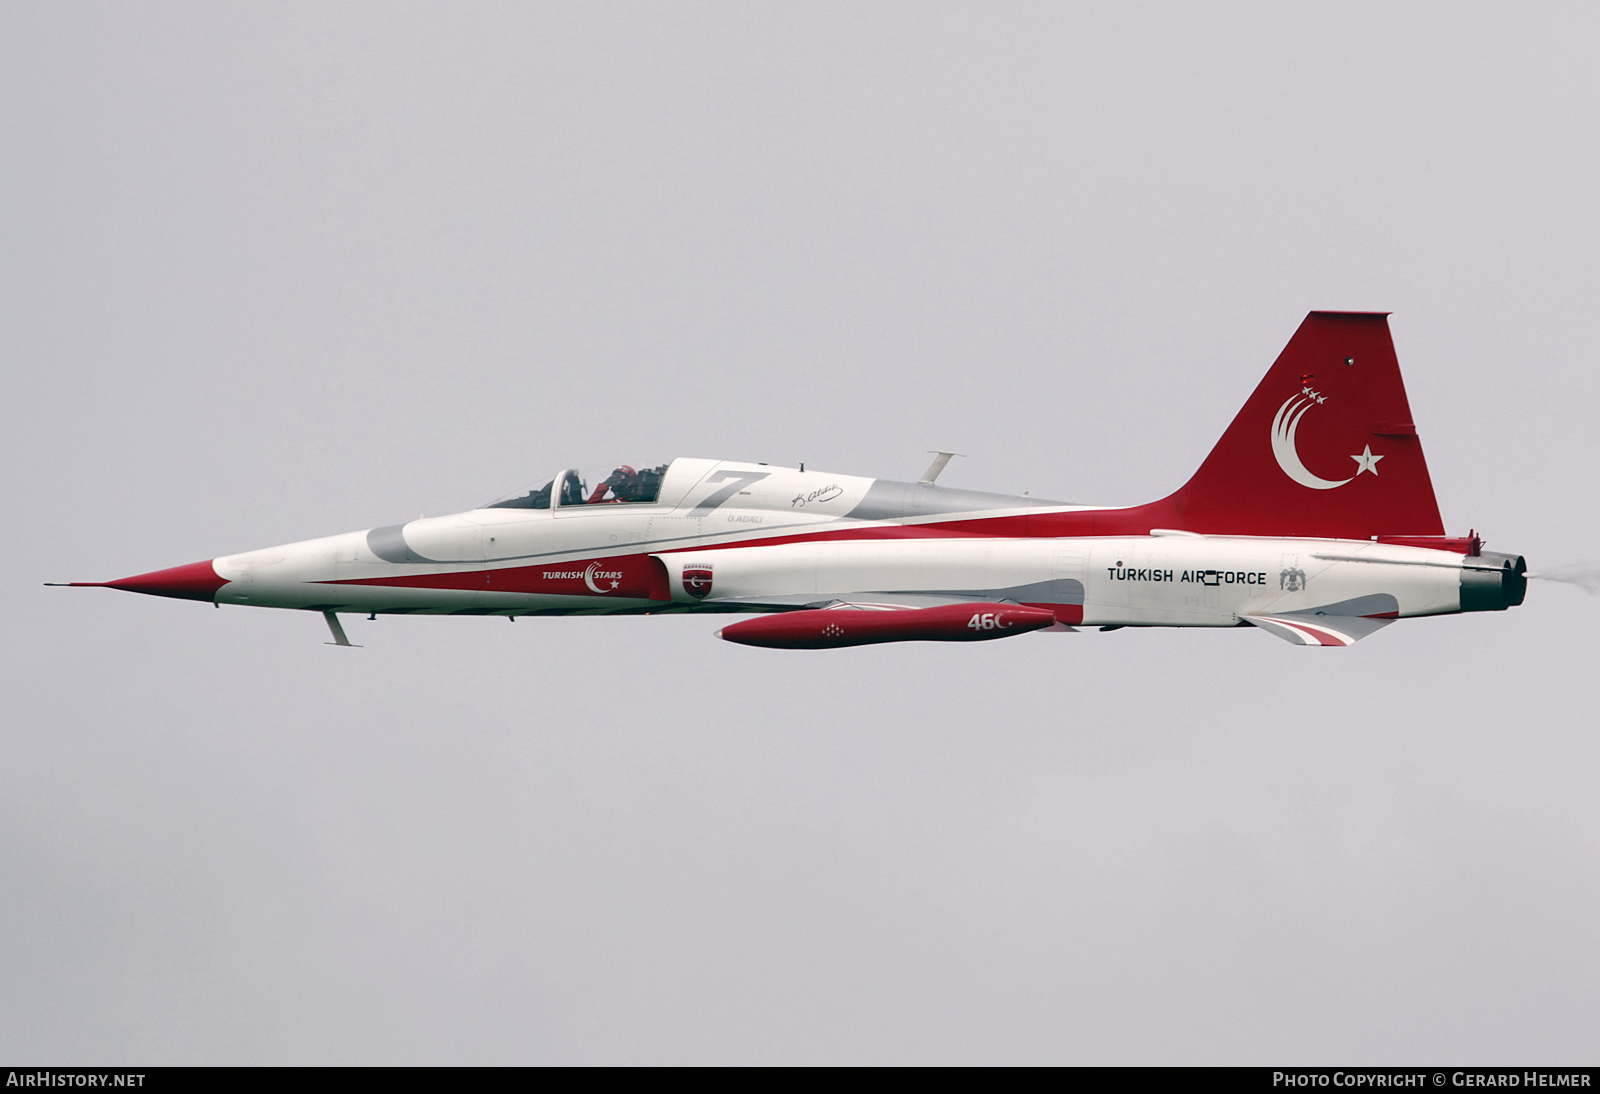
[[4, 1, 1598, 1065]]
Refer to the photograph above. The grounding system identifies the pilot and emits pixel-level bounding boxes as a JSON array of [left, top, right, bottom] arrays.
[[629, 465, 664, 502], [588, 465, 637, 504]]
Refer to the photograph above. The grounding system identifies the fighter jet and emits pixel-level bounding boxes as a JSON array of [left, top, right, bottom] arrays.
[[58, 312, 1526, 649]]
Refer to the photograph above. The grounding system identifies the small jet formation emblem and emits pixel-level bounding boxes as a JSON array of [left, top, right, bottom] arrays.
[[57, 313, 1526, 649]]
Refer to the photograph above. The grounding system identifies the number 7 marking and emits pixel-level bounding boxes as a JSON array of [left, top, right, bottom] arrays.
[[690, 470, 770, 515]]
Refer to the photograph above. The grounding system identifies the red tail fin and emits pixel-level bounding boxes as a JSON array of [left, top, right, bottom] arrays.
[[1161, 312, 1444, 538]]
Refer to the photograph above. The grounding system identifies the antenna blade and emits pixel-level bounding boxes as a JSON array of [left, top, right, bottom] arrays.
[[919, 451, 962, 484]]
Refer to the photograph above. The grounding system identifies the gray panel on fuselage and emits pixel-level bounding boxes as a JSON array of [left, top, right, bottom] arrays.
[[703, 577, 1084, 612], [942, 577, 1085, 605], [365, 524, 444, 564], [844, 480, 1066, 522]]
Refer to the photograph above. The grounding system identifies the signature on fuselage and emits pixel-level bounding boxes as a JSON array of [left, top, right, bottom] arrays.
[[791, 484, 844, 508]]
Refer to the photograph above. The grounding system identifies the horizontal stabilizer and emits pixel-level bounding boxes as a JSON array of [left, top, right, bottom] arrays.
[[1246, 594, 1399, 646], [1245, 612, 1394, 646]]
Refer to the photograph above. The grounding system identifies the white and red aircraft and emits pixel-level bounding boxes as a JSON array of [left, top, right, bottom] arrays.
[[61, 312, 1526, 649]]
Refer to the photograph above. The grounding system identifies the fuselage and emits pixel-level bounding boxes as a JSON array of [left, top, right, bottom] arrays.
[[206, 457, 1524, 629]]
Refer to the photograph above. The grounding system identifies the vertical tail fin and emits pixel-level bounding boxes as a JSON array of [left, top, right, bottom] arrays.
[[1162, 312, 1444, 538]]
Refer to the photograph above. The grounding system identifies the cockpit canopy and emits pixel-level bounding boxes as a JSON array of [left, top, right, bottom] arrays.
[[482, 463, 669, 510]]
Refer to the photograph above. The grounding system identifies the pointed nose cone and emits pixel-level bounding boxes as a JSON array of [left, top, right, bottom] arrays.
[[73, 559, 227, 602]]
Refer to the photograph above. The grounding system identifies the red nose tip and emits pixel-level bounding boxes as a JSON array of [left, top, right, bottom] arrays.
[[67, 559, 227, 602]]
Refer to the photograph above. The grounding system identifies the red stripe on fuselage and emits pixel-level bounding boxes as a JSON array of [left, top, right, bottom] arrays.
[[315, 506, 1160, 600], [325, 553, 658, 598], [651, 508, 1149, 554]]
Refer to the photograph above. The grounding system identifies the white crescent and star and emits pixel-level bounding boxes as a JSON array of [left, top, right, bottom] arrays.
[[1270, 391, 1385, 490]]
